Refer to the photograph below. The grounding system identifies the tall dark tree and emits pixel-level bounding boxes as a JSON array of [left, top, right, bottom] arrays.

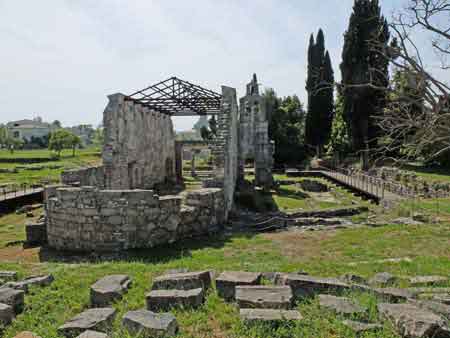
[[305, 29, 335, 153], [340, 0, 390, 152]]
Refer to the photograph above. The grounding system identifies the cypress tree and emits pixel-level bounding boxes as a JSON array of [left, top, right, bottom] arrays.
[[305, 29, 334, 153], [340, 0, 390, 152]]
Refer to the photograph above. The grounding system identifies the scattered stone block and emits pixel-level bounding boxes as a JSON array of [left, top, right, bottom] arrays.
[[75, 330, 109, 338], [90, 275, 131, 307], [216, 271, 262, 301], [235, 286, 293, 310], [318, 295, 367, 315], [146, 288, 204, 311], [122, 309, 178, 337], [4, 274, 54, 293], [58, 308, 116, 337], [408, 299, 450, 320], [152, 271, 211, 291], [372, 287, 414, 303], [0, 302, 14, 325], [240, 308, 302, 324], [13, 332, 42, 338], [0, 271, 18, 281], [342, 320, 382, 334], [278, 274, 350, 299], [428, 294, 450, 306], [368, 272, 397, 287], [339, 274, 367, 285], [378, 303, 449, 338], [0, 287, 24, 314], [409, 276, 448, 287]]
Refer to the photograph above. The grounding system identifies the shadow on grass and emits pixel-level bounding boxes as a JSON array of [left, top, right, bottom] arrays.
[[37, 231, 257, 264]]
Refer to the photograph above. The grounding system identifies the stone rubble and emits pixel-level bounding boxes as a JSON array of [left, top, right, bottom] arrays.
[[75, 331, 109, 338], [409, 276, 448, 287], [216, 271, 262, 301], [0, 271, 18, 281], [146, 288, 205, 311], [235, 286, 293, 310], [0, 287, 24, 314], [318, 295, 367, 315], [122, 309, 178, 337], [0, 302, 15, 325], [277, 274, 350, 299], [368, 272, 398, 287], [342, 320, 383, 334], [151, 271, 212, 291], [58, 307, 116, 337], [90, 275, 131, 307], [4, 275, 54, 293], [239, 308, 303, 323]]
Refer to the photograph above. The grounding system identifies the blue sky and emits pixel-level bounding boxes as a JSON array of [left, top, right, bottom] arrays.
[[0, 0, 445, 131]]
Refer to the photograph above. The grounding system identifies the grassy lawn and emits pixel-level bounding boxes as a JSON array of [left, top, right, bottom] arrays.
[[0, 148, 101, 185], [0, 192, 448, 337]]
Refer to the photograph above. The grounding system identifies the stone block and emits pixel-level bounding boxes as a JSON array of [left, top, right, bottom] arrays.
[[58, 308, 116, 337], [278, 274, 350, 299], [90, 275, 131, 307], [342, 320, 382, 334], [409, 276, 448, 287], [408, 299, 450, 320], [372, 287, 414, 303], [146, 288, 204, 311], [0, 302, 14, 325], [75, 330, 109, 338], [236, 286, 293, 310], [216, 271, 262, 301], [318, 295, 367, 315], [25, 222, 47, 245], [240, 308, 302, 324], [152, 271, 211, 291], [378, 302, 449, 338], [5, 274, 54, 293], [0, 287, 24, 314], [368, 272, 398, 287], [122, 309, 178, 337], [0, 271, 17, 281]]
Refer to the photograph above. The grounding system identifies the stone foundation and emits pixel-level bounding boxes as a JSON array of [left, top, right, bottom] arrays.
[[61, 166, 105, 188], [46, 187, 225, 252]]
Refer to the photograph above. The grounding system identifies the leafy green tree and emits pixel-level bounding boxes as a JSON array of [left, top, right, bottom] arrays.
[[266, 89, 307, 166], [200, 116, 217, 141], [0, 125, 8, 147], [326, 93, 351, 156], [49, 129, 79, 157], [305, 29, 334, 152], [93, 127, 104, 147], [340, 0, 389, 152]]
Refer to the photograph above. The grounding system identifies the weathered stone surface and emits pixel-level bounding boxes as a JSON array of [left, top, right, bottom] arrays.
[[58, 308, 116, 337], [13, 332, 42, 338], [0, 271, 18, 281], [409, 299, 450, 320], [0, 287, 24, 314], [342, 320, 382, 334], [318, 295, 367, 315], [372, 287, 414, 303], [235, 286, 293, 310], [286, 206, 368, 219], [278, 274, 350, 299], [240, 308, 302, 323], [122, 309, 178, 337], [146, 288, 204, 311], [90, 275, 131, 307], [368, 272, 398, 287], [339, 274, 367, 285], [0, 302, 14, 325], [75, 331, 109, 338], [216, 271, 262, 301], [407, 287, 450, 296], [25, 222, 47, 245], [152, 271, 211, 291], [299, 180, 328, 192], [4, 275, 54, 293], [378, 303, 449, 338], [409, 276, 448, 287], [428, 294, 450, 305]]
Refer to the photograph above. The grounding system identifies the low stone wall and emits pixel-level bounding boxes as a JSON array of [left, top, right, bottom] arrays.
[[61, 166, 105, 188], [46, 187, 225, 252]]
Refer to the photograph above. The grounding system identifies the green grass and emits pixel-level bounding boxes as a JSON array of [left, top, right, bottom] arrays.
[[0, 196, 449, 337], [402, 164, 450, 183], [0, 148, 101, 185]]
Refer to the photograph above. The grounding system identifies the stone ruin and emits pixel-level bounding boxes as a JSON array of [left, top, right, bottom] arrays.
[[44, 76, 274, 252]]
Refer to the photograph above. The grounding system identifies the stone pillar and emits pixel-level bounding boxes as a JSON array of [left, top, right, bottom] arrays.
[[175, 141, 183, 182]]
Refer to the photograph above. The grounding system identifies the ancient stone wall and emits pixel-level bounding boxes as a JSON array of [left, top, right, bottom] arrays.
[[61, 166, 105, 188], [102, 94, 176, 190], [46, 187, 225, 252]]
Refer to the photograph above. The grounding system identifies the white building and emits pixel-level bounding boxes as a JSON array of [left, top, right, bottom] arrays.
[[6, 118, 54, 141]]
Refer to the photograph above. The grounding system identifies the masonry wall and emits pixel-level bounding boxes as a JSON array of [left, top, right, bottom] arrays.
[[46, 187, 225, 252], [61, 166, 105, 188], [103, 94, 176, 190]]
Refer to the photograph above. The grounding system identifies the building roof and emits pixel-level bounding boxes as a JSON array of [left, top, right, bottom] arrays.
[[7, 119, 51, 129]]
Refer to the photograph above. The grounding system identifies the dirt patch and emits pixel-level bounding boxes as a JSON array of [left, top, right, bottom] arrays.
[[0, 245, 41, 263], [263, 229, 341, 261]]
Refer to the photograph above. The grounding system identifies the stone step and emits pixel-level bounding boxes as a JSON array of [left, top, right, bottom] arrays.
[[146, 288, 204, 311], [122, 310, 178, 337], [90, 275, 132, 307], [216, 271, 262, 301], [240, 308, 302, 324], [152, 271, 212, 291], [235, 286, 293, 310]]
